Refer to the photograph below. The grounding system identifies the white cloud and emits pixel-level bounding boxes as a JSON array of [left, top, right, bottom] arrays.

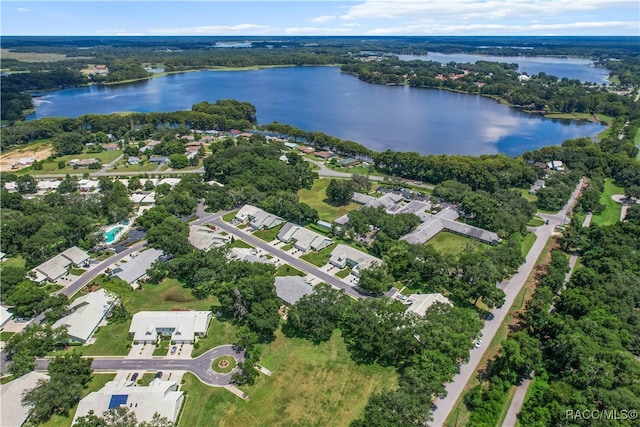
[[149, 24, 272, 35], [341, 0, 638, 22], [16, 7, 28, 12], [366, 20, 639, 35], [311, 15, 337, 23], [285, 26, 356, 35]]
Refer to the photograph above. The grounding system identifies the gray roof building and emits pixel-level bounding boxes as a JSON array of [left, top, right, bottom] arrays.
[[277, 223, 333, 253], [188, 225, 230, 251], [329, 244, 382, 276], [401, 208, 499, 245], [1, 372, 50, 427], [53, 289, 118, 343], [275, 276, 314, 305], [404, 293, 452, 316], [111, 248, 163, 285]]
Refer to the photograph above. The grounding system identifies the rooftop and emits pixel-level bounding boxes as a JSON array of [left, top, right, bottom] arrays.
[[129, 311, 211, 343], [112, 248, 163, 285], [1, 372, 50, 427], [404, 293, 452, 316], [53, 289, 118, 343], [274, 276, 314, 305]]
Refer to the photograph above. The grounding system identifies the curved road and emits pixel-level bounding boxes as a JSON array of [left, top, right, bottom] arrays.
[[429, 179, 584, 427], [35, 345, 245, 387]]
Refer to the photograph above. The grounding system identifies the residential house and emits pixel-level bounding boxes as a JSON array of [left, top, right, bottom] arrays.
[[148, 155, 169, 165], [1, 372, 50, 427], [30, 246, 90, 283], [404, 293, 452, 316], [129, 311, 211, 344], [401, 208, 500, 245], [53, 289, 118, 344], [78, 179, 100, 192], [547, 160, 565, 171], [234, 205, 283, 230], [275, 276, 314, 305], [314, 151, 336, 160], [277, 223, 333, 253], [102, 143, 119, 151], [297, 146, 315, 154], [228, 248, 274, 265], [0, 305, 12, 328], [188, 225, 231, 251], [128, 156, 141, 165], [73, 379, 183, 425], [77, 158, 100, 167], [111, 248, 163, 287], [338, 157, 360, 167], [329, 244, 382, 276]]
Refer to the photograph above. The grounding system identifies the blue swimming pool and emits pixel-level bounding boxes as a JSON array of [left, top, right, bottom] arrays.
[[104, 226, 124, 244]]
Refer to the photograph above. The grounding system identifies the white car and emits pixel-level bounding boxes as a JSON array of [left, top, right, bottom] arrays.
[[474, 340, 482, 348]]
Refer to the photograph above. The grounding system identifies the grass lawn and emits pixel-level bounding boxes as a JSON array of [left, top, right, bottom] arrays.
[[178, 373, 237, 427], [78, 277, 217, 356], [2, 255, 26, 269], [427, 231, 485, 255], [518, 188, 538, 203], [137, 372, 158, 386], [300, 244, 335, 267], [68, 268, 86, 276], [1, 332, 15, 341], [253, 224, 283, 242], [591, 178, 624, 226], [275, 265, 305, 277], [280, 242, 294, 251], [39, 374, 116, 427], [298, 179, 360, 222], [635, 128, 640, 160], [114, 161, 160, 172], [211, 355, 237, 374], [196, 329, 398, 427], [222, 210, 239, 222], [191, 318, 239, 358], [228, 239, 253, 249], [25, 151, 123, 175], [153, 337, 171, 356], [520, 232, 537, 258], [527, 216, 545, 227], [335, 268, 351, 279]]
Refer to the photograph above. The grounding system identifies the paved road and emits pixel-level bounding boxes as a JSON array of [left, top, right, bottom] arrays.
[[503, 378, 532, 427], [34, 345, 245, 387], [430, 179, 584, 427], [209, 218, 367, 300], [307, 159, 435, 191], [96, 154, 124, 175]]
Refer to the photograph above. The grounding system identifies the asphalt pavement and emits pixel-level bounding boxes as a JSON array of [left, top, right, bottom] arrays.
[[34, 345, 245, 387], [429, 179, 584, 427]]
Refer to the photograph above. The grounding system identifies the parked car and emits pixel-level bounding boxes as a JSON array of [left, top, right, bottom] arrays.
[[155, 371, 163, 379], [130, 373, 138, 381], [170, 346, 177, 355], [474, 340, 482, 348]]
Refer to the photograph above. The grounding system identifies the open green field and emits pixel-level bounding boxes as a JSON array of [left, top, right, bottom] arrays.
[[2, 254, 26, 269], [180, 329, 397, 427], [1, 49, 82, 63], [274, 265, 305, 277], [427, 231, 486, 255], [76, 277, 217, 356], [298, 179, 360, 222], [253, 224, 283, 242], [591, 178, 624, 226], [222, 210, 238, 222], [518, 188, 538, 203], [23, 151, 123, 175], [38, 374, 115, 427], [191, 318, 238, 358], [300, 243, 336, 267], [112, 160, 160, 172]]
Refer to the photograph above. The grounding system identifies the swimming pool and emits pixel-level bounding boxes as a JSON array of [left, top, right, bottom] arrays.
[[104, 226, 124, 244]]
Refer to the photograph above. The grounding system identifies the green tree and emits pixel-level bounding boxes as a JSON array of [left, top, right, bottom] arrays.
[[326, 179, 354, 206], [146, 216, 190, 256]]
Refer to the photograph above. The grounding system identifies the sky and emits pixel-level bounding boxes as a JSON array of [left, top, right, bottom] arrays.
[[1, 0, 639, 37]]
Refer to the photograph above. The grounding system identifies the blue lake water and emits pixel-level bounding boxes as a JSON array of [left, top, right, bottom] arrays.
[[398, 53, 610, 84], [28, 66, 604, 156]]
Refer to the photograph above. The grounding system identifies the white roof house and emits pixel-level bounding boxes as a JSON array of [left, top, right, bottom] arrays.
[[129, 311, 212, 344], [329, 244, 382, 276], [547, 160, 565, 171], [277, 223, 333, 253], [73, 379, 183, 425], [404, 293, 452, 316], [36, 180, 62, 191], [0, 305, 13, 328], [31, 246, 89, 282], [111, 248, 163, 286], [274, 276, 314, 305], [53, 289, 118, 344], [188, 225, 230, 251], [401, 208, 499, 245], [1, 371, 50, 427], [234, 205, 283, 230], [228, 248, 274, 265]]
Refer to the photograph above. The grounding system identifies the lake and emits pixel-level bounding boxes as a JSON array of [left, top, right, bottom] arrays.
[[28, 66, 604, 156], [398, 52, 610, 84]]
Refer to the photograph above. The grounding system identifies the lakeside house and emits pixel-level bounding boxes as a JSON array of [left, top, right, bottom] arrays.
[[314, 151, 336, 160]]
